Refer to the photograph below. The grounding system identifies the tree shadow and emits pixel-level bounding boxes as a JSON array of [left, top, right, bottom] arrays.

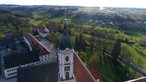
[[135, 48, 146, 58]]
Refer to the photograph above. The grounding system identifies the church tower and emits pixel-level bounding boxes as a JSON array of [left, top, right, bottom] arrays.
[[58, 18, 75, 82]]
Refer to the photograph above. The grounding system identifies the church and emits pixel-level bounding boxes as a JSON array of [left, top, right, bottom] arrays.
[[3, 18, 101, 82], [58, 19, 75, 82]]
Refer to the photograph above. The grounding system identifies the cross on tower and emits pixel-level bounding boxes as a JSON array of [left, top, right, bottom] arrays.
[[65, 11, 67, 18], [64, 11, 68, 23]]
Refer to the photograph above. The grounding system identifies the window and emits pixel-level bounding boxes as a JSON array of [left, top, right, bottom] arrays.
[[65, 66, 70, 71], [8, 72, 17, 76], [7, 69, 11, 72]]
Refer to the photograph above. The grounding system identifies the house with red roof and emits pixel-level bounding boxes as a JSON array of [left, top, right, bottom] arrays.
[[37, 25, 61, 38], [37, 27, 50, 38], [24, 32, 52, 63], [47, 25, 59, 33]]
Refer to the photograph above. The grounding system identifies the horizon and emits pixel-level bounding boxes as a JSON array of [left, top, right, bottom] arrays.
[[0, 0, 146, 8]]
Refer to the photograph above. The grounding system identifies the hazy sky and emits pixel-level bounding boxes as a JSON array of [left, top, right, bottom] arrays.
[[0, 0, 146, 8]]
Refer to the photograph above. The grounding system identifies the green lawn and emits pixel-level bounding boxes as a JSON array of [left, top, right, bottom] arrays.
[[93, 53, 129, 82], [121, 43, 146, 69]]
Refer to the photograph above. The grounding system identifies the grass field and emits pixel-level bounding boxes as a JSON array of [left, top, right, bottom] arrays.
[[92, 52, 129, 82], [121, 43, 146, 69]]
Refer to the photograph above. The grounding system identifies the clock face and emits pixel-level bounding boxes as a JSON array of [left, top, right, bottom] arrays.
[[64, 48, 71, 64], [64, 54, 70, 64], [65, 55, 70, 64]]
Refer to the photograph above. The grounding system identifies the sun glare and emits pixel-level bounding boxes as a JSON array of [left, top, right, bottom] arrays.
[[100, 7, 104, 10]]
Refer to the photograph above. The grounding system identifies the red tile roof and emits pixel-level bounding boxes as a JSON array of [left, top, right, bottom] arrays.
[[47, 26, 59, 32], [38, 27, 46, 34], [88, 67, 102, 82], [125, 77, 146, 82], [74, 52, 102, 82], [24, 32, 51, 56]]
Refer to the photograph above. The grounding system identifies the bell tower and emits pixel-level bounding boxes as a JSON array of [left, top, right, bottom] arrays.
[[58, 13, 75, 82]]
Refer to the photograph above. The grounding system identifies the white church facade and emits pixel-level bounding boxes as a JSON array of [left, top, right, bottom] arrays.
[[58, 21, 75, 81]]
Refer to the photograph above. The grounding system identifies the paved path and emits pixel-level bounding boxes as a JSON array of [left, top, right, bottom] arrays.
[[119, 56, 146, 76], [40, 39, 57, 62]]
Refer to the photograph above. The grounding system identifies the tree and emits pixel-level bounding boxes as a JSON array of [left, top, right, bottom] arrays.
[[90, 36, 96, 53], [47, 32, 60, 47], [111, 40, 121, 59], [88, 52, 100, 66], [79, 51, 86, 62], [75, 35, 79, 50], [78, 33, 89, 51], [0, 31, 5, 40]]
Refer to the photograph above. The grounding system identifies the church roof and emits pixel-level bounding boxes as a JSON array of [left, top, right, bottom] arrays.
[[74, 52, 98, 82], [17, 63, 58, 82], [17, 52, 100, 82], [0, 38, 16, 47], [88, 67, 102, 81], [3, 51, 39, 69], [24, 32, 51, 55], [59, 23, 73, 50], [47, 25, 59, 32]]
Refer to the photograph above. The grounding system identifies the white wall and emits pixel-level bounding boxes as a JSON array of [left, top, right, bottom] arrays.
[[4, 67, 18, 79], [58, 48, 74, 80], [4, 61, 41, 79], [23, 36, 32, 51], [39, 54, 51, 63], [37, 28, 49, 38]]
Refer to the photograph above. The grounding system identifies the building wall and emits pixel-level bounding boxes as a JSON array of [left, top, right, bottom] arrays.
[[44, 28, 50, 33], [4, 32, 57, 79], [39, 54, 51, 63], [4, 53, 53, 79], [37, 28, 49, 38], [58, 48, 74, 81], [4, 67, 18, 79]]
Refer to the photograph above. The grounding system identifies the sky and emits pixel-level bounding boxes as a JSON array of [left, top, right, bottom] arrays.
[[0, 0, 146, 8]]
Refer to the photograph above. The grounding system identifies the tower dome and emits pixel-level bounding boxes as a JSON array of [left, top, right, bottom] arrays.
[[59, 22, 73, 50]]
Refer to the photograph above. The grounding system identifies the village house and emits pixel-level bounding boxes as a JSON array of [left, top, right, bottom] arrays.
[[37, 25, 61, 38]]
